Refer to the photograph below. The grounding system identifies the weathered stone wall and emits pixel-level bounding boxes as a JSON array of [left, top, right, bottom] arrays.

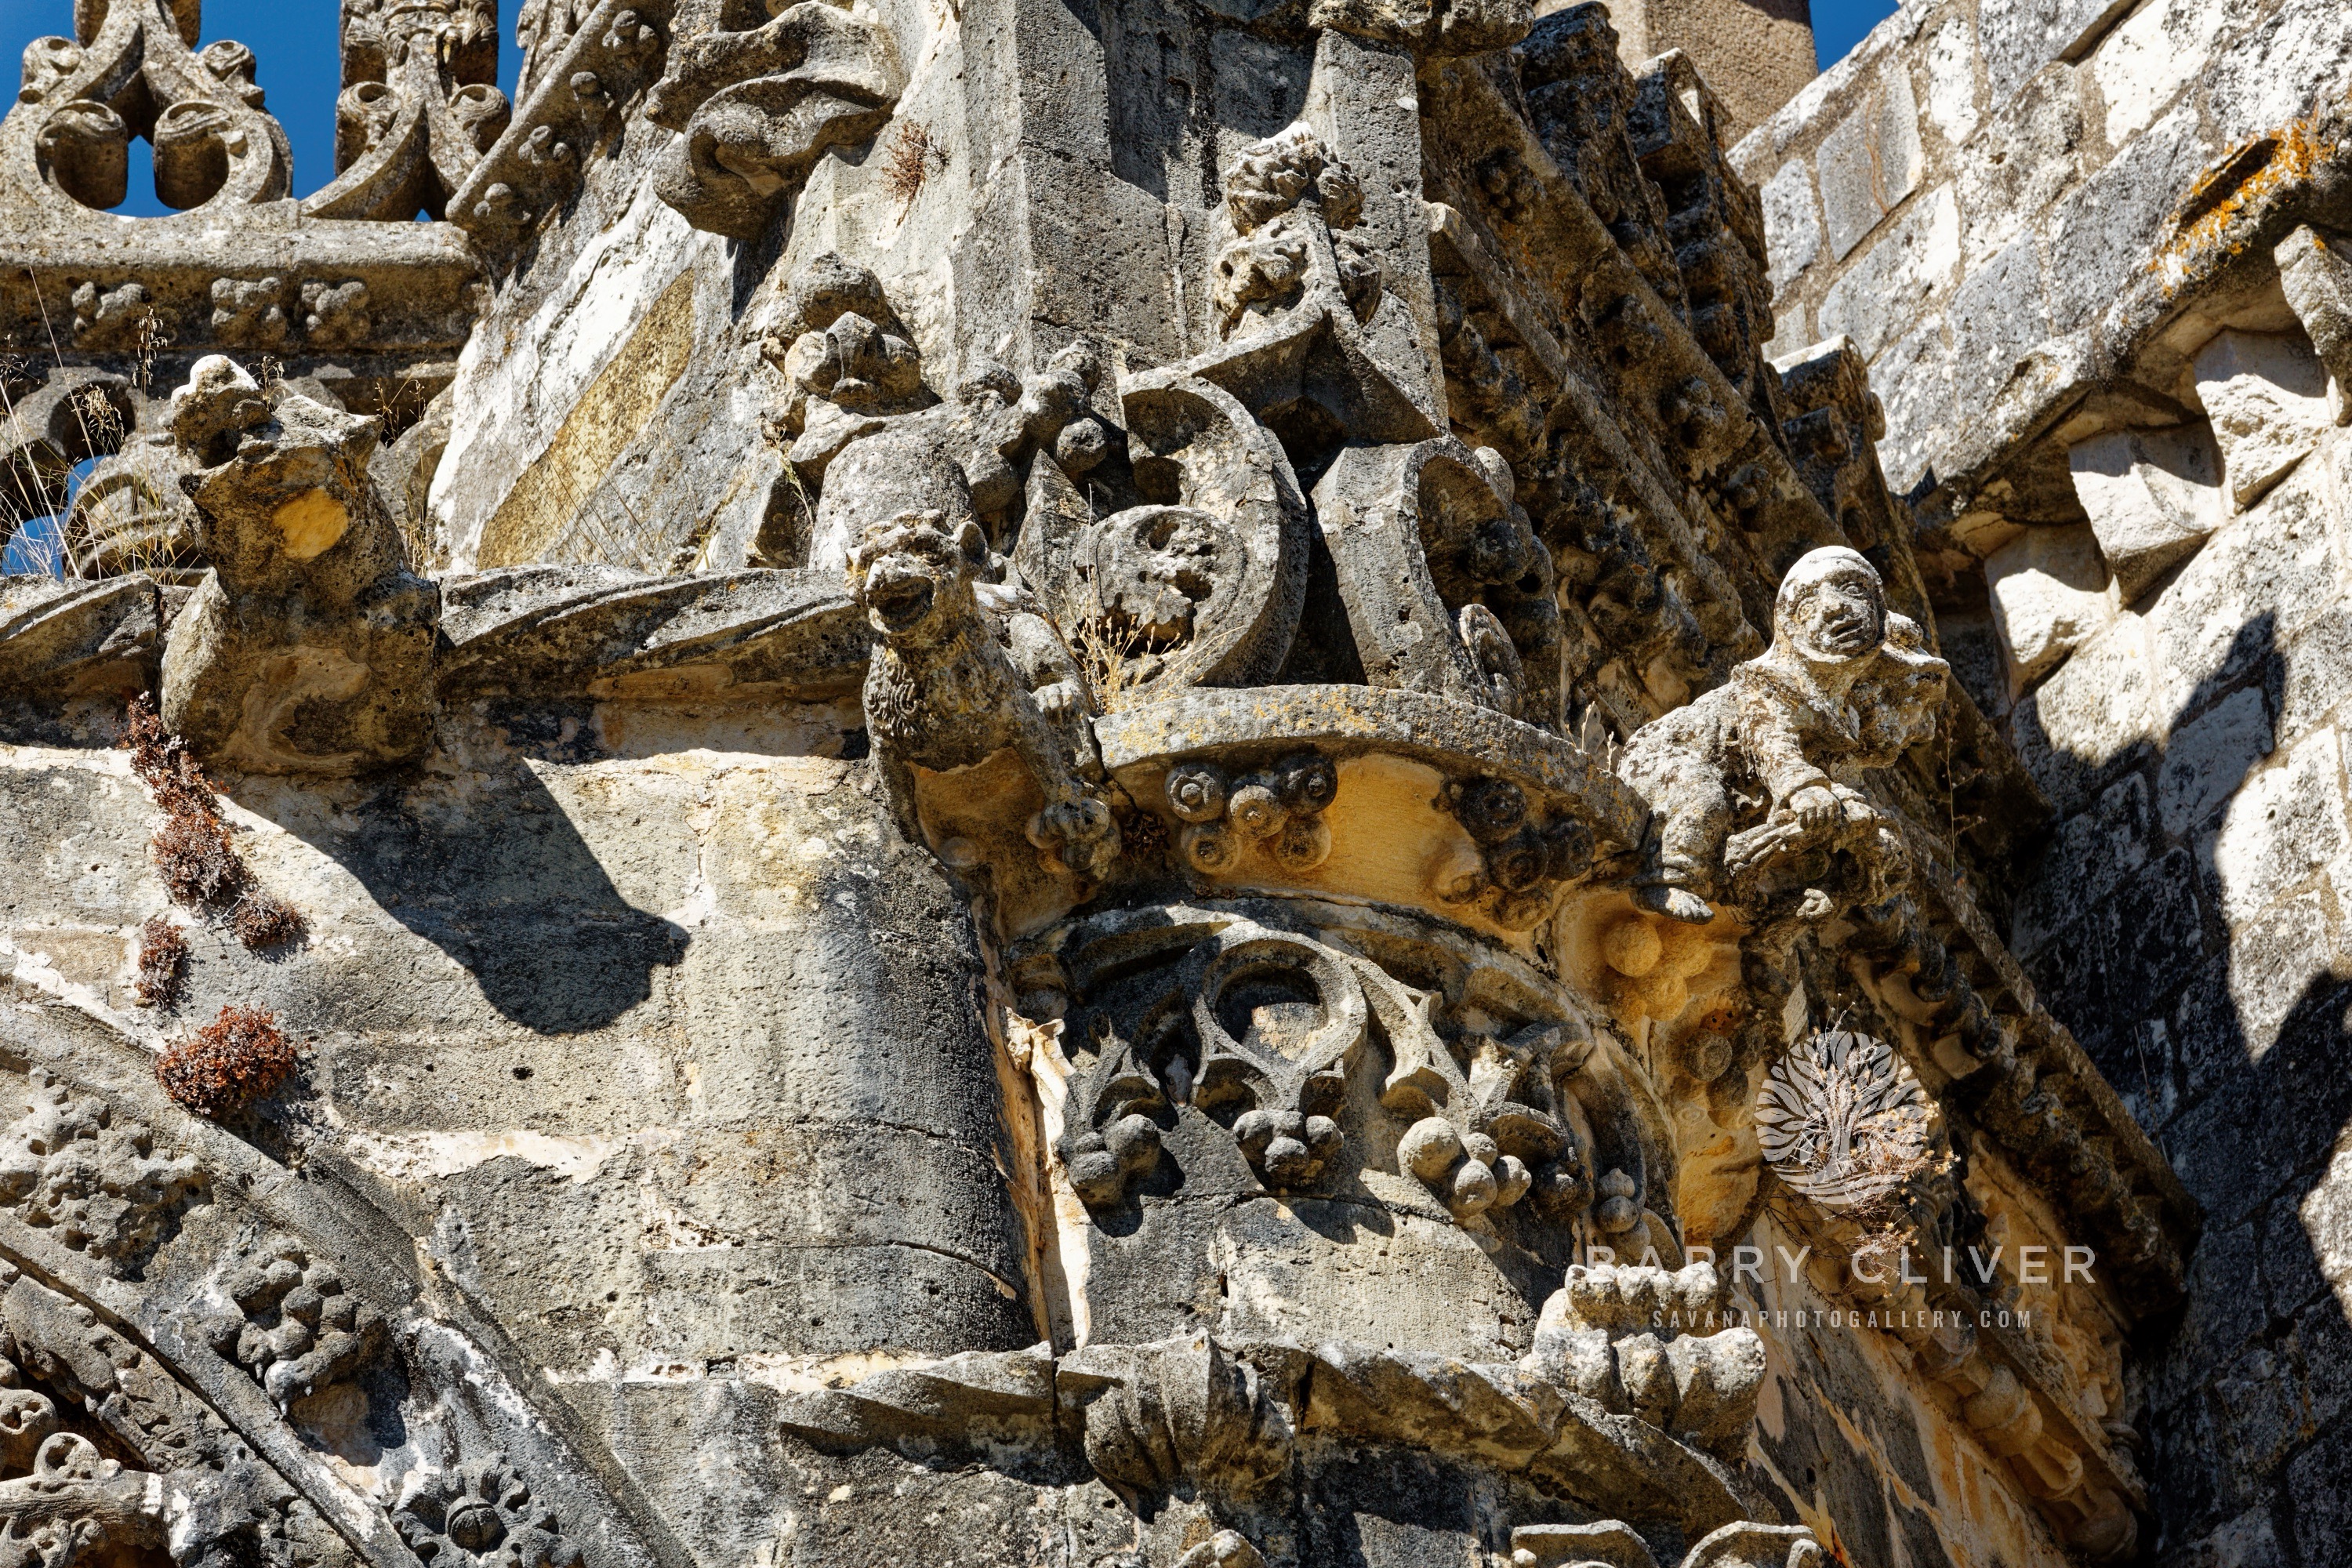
[[1733, 0, 2350, 494], [1987, 416, 2352, 1566], [1740, 0, 2352, 1559], [2, 697, 1037, 1566]]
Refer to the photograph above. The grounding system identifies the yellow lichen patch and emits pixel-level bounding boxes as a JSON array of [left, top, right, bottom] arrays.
[[272, 488, 350, 560]]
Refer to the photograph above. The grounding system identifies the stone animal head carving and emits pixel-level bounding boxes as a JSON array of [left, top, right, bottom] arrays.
[[849, 507, 989, 648], [839, 430, 989, 648]]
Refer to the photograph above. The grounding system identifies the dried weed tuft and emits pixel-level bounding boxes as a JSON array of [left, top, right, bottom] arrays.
[[157, 1005, 299, 1119]]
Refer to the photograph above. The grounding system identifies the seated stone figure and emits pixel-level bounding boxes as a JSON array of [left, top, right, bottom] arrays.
[[162, 358, 439, 775], [1617, 546, 1946, 923], [844, 424, 1121, 881]]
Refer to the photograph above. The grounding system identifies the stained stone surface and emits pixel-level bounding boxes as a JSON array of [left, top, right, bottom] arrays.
[[8, 0, 2351, 1564]]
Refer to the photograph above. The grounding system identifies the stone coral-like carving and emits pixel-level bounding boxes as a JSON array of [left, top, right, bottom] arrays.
[[1520, 1260, 1766, 1459], [394, 1455, 582, 1568], [162, 357, 440, 775], [643, 0, 899, 240], [1163, 753, 1338, 878], [0, 1070, 204, 1271], [843, 423, 1121, 880], [207, 1238, 386, 1411], [1616, 546, 1947, 923], [1755, 1029, 1934, 1208]]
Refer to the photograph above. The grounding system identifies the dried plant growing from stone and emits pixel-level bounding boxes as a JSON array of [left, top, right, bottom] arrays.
[[1070, 612, 1149, 713], [135, 918, 189, 1009], [158, 1006, 299, 1119], [882, 121, 947, 211], [122, 696, 307, 951]]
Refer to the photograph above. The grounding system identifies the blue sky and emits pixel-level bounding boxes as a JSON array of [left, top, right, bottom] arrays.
[[0, 0, 1898, 218]]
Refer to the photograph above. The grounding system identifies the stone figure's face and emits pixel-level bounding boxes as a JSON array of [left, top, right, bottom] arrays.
[[1791, 566, 1885, 662], [851, 511, 982, 644]]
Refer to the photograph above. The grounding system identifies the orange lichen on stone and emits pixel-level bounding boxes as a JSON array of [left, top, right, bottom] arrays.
[[2153, 116, 2335, 281]]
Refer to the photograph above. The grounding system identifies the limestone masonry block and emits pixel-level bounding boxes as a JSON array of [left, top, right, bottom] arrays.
[[1987, 523, 2118, 685], [2194, 330, 2338, 509], [2067, 424, 2223, 602]]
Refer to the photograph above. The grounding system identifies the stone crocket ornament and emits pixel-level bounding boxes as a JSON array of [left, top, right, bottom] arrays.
[[1617, 546, 1946, 922]]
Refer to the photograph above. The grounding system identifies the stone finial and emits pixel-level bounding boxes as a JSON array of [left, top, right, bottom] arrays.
[[160, 356, 440, 775]]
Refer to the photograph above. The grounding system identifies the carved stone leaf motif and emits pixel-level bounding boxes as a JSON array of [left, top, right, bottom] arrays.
[[2, 0, 292, 218], [1755, 1030, 1932, 1207]]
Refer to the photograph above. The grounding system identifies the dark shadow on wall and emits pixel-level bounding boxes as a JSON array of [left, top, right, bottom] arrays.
[[246, 735, 688, 1035], [2005, 595, 2352, 1564]]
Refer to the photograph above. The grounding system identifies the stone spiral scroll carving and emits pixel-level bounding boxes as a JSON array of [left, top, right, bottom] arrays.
[[2, 0, 292, 219], [1755, 1029, 1933, 1208], [1069, 372, 1313, 697]]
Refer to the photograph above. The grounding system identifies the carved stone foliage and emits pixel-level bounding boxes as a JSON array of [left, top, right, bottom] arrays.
[[162, 357, 441, 775], [0, 1070, 203, 1272], [1755, 1030, 1934, 1208], [207, 1237, 386, 1412], [1616, 546, 1947, 924], [394, 1455, 583, 1568], [1047, 905, 1640, 1238], [642, 1, 900, 240], [2, 0, 292, 220], [1191, 124, 1437, 451], [305, 0, 510, 223]]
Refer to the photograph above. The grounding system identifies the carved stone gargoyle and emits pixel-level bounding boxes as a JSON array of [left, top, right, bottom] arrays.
[[161, 357, 440, 775], [842, 422, 1121, 882], [1616, 546, 1946, 924], [643, 0, 900, 241]]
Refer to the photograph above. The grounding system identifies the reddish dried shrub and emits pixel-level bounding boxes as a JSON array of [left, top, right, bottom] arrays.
[[121, 696, 303, 952], [135, 917, 189, 1008], [230, 895, 306, 950], [157, 1006, 299, 1119]]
